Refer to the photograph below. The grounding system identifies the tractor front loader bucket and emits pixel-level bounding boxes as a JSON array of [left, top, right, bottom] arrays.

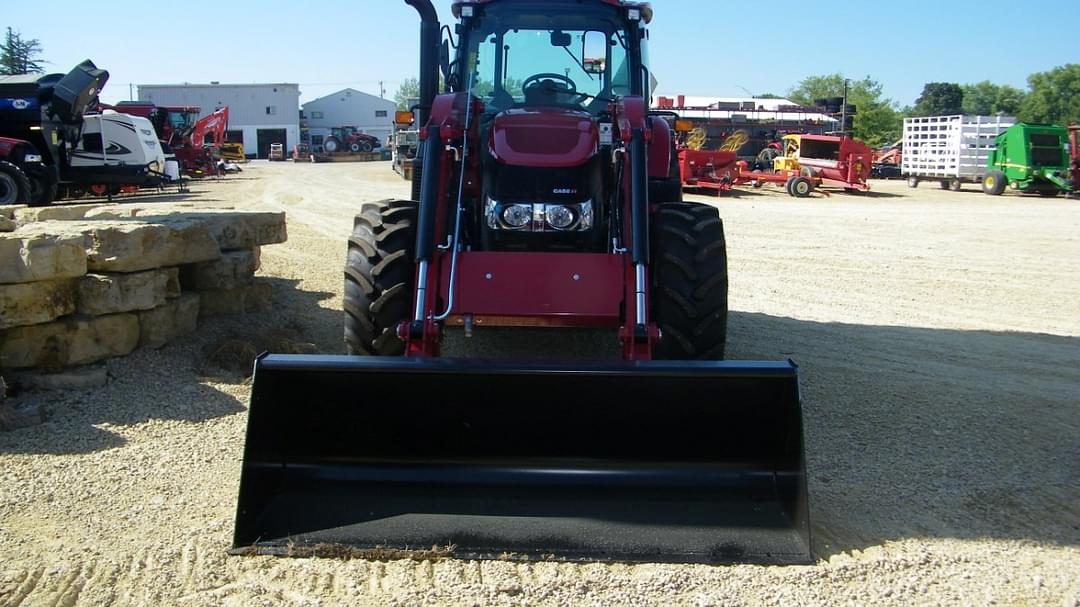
[[232, 355, 811, 564]]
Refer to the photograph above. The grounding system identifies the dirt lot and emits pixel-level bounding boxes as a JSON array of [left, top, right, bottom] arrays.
[[1, 161, 1078, 606]]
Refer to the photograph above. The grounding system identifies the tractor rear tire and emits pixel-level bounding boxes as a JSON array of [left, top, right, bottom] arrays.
[[982, 170, 1006, 195], [344, 199, 418, 355], [648, 143, 684, 203], [651, 202, 728, 360], [0, 160, 31, 205], [325, 138, 341, 154]]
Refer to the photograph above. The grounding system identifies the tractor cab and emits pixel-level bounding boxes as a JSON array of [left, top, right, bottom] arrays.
[[450, 1, 650, 115]]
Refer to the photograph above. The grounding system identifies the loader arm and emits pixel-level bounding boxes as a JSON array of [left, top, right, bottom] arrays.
[[190, 107, 228, 151]]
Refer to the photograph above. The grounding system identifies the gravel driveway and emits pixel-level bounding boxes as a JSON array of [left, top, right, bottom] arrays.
[[1, 162, 1077, 606]]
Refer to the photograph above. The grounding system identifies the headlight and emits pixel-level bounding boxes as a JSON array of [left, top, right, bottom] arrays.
[[486, 197, 594, 232], [545, 206, 575, 230], [23, 154, 42, 163], [502, 204, 532, 228]]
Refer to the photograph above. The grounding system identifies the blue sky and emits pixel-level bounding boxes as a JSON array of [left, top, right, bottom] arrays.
[[4, 0, 1078, 107]]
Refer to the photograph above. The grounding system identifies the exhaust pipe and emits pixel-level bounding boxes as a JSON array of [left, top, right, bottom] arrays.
[[404, 0, 440, 128]]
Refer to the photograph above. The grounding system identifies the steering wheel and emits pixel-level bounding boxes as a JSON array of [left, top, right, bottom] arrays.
[[522, 72, 579, 96]]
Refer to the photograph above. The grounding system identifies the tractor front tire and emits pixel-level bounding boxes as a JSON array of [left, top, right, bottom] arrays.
[[0, 160, 31, 205], [344, 199, 418, 355], [651, 202, 728, 360], [982, 171, 1006, 196], [29, 175, 57, 207]]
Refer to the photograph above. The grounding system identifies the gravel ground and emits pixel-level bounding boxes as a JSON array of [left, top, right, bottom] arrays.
[[1, 161, 1078, 606]]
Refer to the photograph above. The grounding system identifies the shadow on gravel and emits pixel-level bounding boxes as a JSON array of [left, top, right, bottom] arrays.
[[0, 278, 341, 456], [726, 311, 1080, 557], [847, 190, 904, 199]]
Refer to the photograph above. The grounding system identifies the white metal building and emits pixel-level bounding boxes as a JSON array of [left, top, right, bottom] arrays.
[[302, 89, 397, 150], [137, 82, 300, 159]]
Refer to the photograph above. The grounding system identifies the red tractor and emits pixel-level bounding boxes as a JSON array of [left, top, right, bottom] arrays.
[[322, 126, 382, 154], [234, 0, 808, 565]]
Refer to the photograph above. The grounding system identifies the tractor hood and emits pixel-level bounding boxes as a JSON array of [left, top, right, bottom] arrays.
[[489, 108, 598, 168]]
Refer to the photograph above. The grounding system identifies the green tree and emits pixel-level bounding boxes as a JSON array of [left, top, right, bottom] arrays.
[[1018, 64, 1080, 126], [393, 77, 420, 110], [961, 81, 1026, 116], [0, 27, 45, 75], [787, 74, 902, 146], [913, 82, 964, 116]]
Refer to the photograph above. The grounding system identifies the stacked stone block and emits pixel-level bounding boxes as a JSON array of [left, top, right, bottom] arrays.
[[0, 207, 287, 375]]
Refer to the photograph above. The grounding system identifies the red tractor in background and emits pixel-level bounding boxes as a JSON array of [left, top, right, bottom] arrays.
[[108, 102, 229, 177], [322, 126, 382, 154], [233, 0, 809, 565]]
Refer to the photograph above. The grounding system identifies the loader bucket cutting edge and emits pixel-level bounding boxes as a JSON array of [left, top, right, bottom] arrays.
[[232, 354, 811, 564]]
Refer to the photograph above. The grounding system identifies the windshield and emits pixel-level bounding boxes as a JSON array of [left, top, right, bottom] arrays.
[[460, 7, 636, 114], [167, 110, 198, 132]]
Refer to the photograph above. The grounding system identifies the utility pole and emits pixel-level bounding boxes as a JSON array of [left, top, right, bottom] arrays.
[[129, 83, 134, 101], [379, 81, 386, 98]]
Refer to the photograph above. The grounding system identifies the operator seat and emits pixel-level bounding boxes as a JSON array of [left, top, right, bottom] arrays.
[[523, 79, 568, 106]]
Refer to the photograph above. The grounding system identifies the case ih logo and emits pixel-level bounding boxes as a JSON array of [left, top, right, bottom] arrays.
[[552, 188, 577, 195]]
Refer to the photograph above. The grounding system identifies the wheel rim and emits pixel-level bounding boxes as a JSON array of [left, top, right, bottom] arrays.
[[985, 176, 995, 188], [0, 173, 16, 203], [795, 181, 810, 196]]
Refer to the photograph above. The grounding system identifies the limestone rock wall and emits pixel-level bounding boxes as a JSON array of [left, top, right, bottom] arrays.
[[0, 205, 286, 374]]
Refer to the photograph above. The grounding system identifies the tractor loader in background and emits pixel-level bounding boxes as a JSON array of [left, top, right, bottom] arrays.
[[233, 0, 810, 565]]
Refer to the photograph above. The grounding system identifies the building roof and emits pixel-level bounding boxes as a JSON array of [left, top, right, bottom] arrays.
[[0, 74, 46, 85], [138, 82, 298, 89], [301, 88, 394, 108]]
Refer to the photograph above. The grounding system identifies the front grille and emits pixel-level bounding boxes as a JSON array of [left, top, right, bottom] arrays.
[[491, 162, 593, 202]]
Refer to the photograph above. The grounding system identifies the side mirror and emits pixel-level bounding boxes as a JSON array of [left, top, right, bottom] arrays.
[[582, 31, 606, 75]]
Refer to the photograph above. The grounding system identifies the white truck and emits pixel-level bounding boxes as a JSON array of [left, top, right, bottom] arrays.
[[902, 114, 1015, 191]]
